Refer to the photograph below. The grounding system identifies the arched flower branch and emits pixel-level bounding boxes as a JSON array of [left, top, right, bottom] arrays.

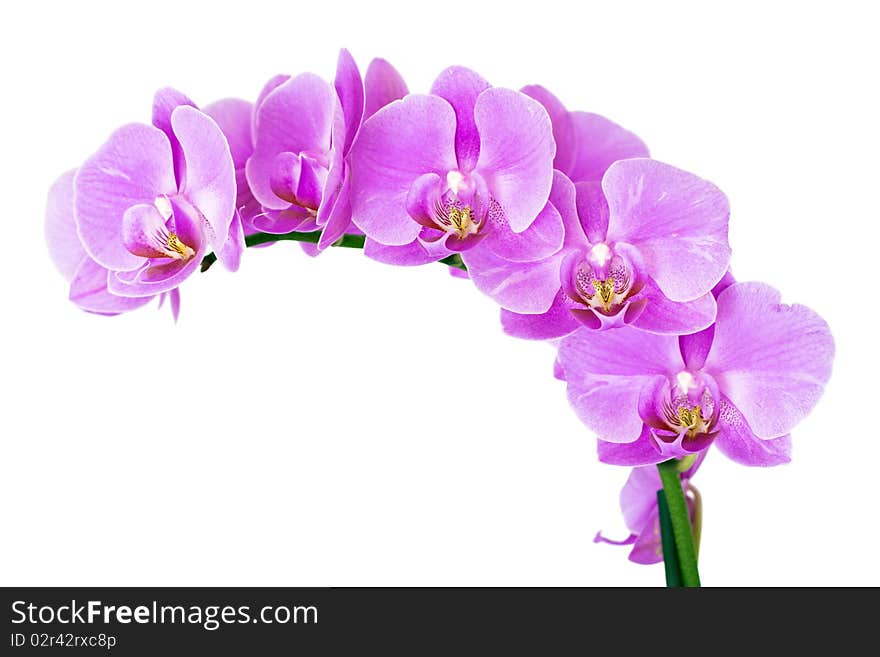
[[45, 49, 835, 586]]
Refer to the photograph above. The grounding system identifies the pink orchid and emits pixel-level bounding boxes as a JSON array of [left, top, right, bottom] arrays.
[[465, 161, 730, 336], [50, 89, 240, 315], [596, 458, 703, 565], [557, 282, 834, 466], [246, 51, 408, 251], [350, 66, 560, 266]]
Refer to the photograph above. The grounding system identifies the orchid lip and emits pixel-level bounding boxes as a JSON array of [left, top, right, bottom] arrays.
[[122, 197, 198, 264], [648, 371, 720, 453], [269, 151, 328, 212], [161, 232, 195, 260], [433, 201, 480, 240], [152, 196, 194, 260], [570, 245, 637, 315], [409, 170, 489, 243]]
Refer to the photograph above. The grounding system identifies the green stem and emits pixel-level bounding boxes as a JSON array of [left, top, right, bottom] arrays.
[[657, 489, 682, 587], [657, 459, 701, 587], [200, 230, 468, 272]]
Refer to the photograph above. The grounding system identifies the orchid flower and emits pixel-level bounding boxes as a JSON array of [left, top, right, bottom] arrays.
[[47, 88, 247, 318], [556, 281, 834, 466], [245, 55, 350, 247], [350, 66, 560, 266], [465, 160, 730, 336], [596, 457, 703, 565], [70, 90, 238, 309], [246, 51, 409, 251]]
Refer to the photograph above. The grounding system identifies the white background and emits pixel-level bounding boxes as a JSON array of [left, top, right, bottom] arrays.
[[1, 0, 877, 586]]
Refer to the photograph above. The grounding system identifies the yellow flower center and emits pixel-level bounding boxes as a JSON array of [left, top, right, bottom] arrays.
[[444, 205, 477, 240], [164, 232, 195, 261], [591, 278, 617, 311], [677, 404, 711, 437]]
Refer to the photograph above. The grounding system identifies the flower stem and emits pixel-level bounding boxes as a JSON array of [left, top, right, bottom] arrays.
[[657, 459, 701, 587], [200, 230, 468, 272], [657, 489, 682, 587]]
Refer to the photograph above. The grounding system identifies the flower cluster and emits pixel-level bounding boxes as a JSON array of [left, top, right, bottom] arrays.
[[46, 50, 834, 566]]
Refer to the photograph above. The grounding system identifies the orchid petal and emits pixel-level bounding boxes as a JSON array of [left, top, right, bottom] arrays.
[[558, 327, 683, 443], [715, 396, 792, 466], [574, 181, 609, 244], [350, 94, 458, 246], [335, 48, 365, 156], [74, 123, 176, 272], [252, 74, 290, 136], [121, 203, 174, 259], [597, 425, 665, 466], [108, 248, 203, 298], [629, 279, 717, 335], [216, 209, 245, 272], [604, 158, 730, 302], [318, 175, 354, 250], [152, 87, 196, 185], [171, 106, 236, 250], [547, 170, 587, 249], [500, 290, 580, 340], [706, 282, 834, 439], [430, 66, 490, 171], [364, 58, 408, 118], [679, 326, 715, 371], [45, 169, 85, 282], [462, 248, 563, 314], [405, 173, 444, 227], [620, 466, 663, 534], [202, 98, 254, 169], [363, 236, 448, 266], [564, 111, 649, 183], [474, 88, 555, 233], [69, 257, 153, 315], [483, 199, 564, 263]]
